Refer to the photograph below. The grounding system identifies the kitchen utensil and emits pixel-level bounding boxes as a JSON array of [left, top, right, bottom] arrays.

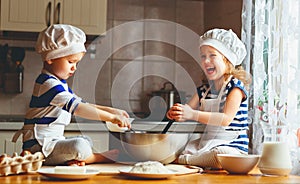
[[150, 82, 186, 121], [11, 47, 25, 64], [120, 132, 190, 164], [3, 46, 25, 93], [161, 120, 175, 134], [126, 127, 139, 133]]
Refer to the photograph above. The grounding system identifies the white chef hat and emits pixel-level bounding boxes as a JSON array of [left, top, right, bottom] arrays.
[[199, 28, 246, 66], [36, 24, 86, 61]]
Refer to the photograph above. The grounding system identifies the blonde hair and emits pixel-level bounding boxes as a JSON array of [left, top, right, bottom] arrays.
[[224, 58, 252, 90], [200, 56, 252, 91]]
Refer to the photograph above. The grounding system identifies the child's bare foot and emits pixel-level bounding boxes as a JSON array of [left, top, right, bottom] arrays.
[[172, 157, 179, 164], [66, 160, 86, 166], [66, 149, 120, 165]]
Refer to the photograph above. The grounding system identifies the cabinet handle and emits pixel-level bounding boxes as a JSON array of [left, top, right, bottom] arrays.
[[54, 2, 61, 24], [46, 2, 52, 26]]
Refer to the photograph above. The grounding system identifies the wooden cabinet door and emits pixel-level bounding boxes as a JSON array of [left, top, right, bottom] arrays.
[[59, 0, 107, 35], [0, 0, 53, 32], [0, 132, 22, 155], [0, 0, 107, 35]]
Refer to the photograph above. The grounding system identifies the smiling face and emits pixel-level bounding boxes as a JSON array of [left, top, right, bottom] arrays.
[[199, 45, 227, 82], [44, 52, 85, 80]]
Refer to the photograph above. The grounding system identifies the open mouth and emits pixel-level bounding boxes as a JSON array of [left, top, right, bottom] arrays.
[[206, 67, 215, 75]]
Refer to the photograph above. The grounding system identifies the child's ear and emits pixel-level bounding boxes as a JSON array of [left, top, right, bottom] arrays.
[[46, 60, 53, 64]]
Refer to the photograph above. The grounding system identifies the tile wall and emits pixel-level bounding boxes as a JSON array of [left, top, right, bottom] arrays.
[[0, 0, 242, 119], [90, 0, 206, 118]]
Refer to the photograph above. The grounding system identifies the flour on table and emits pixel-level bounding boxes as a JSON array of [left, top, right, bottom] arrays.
[[129, 161, 171, 174]]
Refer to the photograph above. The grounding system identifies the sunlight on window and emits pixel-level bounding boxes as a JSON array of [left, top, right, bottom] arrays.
[[287, 1, 300, 117], [242, 0, 300, 167]]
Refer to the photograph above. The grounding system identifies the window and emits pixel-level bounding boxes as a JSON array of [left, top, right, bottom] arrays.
[[242, 0, 300, 159]]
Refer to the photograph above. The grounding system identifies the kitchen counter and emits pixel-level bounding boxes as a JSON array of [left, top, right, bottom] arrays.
[[0, 119, 205, 155], [0, 119, 206, 133], [0, 121, 108, 132], [0, 164, 300, 184]]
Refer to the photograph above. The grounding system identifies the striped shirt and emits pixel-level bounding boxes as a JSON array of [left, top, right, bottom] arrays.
[[22, 70, 85, 156], [25, 70, 83, 126], [197, 77, 249, 153]]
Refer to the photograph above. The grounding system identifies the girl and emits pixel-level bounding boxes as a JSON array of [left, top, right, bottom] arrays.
[[167, 28, 252, 169]]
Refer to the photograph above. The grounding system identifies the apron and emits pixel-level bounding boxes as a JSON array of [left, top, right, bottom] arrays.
[[183, 76, 240, 155], [12, 124, 64, 156], [12, 70, 73, 157], [12, 111, 70, 157]]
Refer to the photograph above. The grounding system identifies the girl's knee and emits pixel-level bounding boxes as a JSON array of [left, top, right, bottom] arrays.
[[213, 146, 242, 155]]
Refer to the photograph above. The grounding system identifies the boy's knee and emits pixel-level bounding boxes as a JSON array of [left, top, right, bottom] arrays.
[[72, 138, 93, 159], [72, 138, 90, 150]]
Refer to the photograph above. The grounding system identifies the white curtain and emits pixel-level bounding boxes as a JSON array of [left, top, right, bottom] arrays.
[[242, 0, 300, 174]]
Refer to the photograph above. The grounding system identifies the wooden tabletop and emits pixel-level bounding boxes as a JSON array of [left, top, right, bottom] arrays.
[[1, 164, 299, 184], [1, 171, 300, 184]]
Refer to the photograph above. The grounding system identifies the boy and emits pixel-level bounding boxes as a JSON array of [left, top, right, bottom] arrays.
[[13, 24, 131, 166]]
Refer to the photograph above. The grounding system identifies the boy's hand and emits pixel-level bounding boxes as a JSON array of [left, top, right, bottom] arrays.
[[114, 109, 130, 118], [110, 115, 131, 128]]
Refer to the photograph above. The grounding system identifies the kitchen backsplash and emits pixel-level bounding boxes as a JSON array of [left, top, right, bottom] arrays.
[[0, 0, 242, 118]]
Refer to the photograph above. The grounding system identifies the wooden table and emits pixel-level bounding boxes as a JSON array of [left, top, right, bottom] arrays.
[[1, 164, 300, 184]]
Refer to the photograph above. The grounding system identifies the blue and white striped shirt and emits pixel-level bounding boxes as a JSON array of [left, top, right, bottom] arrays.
[[197, 77, 249, 153], [22, 70, 84, 156], [25, 70, 83, 126]]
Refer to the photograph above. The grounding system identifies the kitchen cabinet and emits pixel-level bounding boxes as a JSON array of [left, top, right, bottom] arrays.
[[0, 131, 109, 156], [0, 131, 22, 156], [0, 0, 107, 35], [0, 122, 109, 156]]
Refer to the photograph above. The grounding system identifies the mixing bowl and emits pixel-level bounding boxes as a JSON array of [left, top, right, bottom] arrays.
[[120, 132, 190, 164], [217, 154, 261, 174]]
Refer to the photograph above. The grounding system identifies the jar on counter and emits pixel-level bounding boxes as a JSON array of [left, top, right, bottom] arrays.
[[258, 125, 292, 176]]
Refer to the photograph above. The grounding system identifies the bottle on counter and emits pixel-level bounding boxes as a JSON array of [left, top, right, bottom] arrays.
[[16, 61, 24, 93]]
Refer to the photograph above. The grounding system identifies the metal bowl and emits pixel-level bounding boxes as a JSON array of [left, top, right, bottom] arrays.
[[120, 131, 190, 164]]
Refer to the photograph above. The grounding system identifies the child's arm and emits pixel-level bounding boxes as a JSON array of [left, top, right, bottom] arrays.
[[169, 88, 245, 126], [166, 93, 199, 120], [91, 104, 130, 118], [73, 103, 131, 128]]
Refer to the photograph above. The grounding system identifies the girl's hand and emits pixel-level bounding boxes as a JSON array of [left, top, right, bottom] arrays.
[[167, 103, 185, 121], [180, 104, 196, 120], [167, 103, 196, 122]]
